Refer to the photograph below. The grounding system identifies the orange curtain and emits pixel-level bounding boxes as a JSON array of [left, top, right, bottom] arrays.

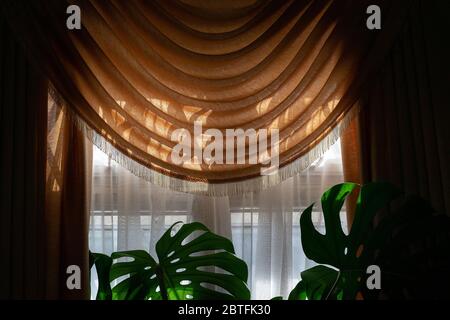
[[0, 12, 90, 300], [340, 115, 362, 228], [1, 0, 410, 185], [46, 94, 90, 299]]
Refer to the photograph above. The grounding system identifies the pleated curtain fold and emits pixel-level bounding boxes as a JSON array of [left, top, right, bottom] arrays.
[[0, 17, 48, 299], [0, 15, 90, 299], [2, 0, 448, 301], [0, 0, 410, 187], [46, 95, 91, 299], [358, 0, 450, 216]]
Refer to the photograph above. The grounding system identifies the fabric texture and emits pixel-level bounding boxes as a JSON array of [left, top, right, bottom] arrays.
[[358, 0, 450, 216], [1, 0, 409, 189], [89, 141, 345, 299], [0, 10, 91, 301], [340, 115, 362, 227], [46, 94, 91, 299]]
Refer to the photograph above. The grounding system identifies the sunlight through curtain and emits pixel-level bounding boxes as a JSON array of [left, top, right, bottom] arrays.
[[1, 0, 409, 193], [89, 141, 346, 299]]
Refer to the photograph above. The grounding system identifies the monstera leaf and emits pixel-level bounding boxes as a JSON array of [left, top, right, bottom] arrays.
[[109, 222, 250, 300], [294, 182, 401, 300], [289, 266, 339, 300], [89, 251, 113, 300]]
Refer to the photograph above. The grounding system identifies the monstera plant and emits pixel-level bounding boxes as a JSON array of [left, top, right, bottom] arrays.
[[90, 252, 113, 300], [288, 182, 401, 300], [90, 222, 250, 300], [90, 182, 450, 300], [289, 182, 450, 300]]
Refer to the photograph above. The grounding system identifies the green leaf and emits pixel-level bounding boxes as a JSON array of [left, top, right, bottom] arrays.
[[109, 222, 250, 300], [300, 183, 357, 268], [288, 280, 307, 300], [298, 182, 401, 300], [348, 182, 402, 260], [89, 252, 113, 300], [301, 266, 340, 300]]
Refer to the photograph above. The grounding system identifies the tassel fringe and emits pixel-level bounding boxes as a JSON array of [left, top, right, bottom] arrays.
[[49, 86, 358, 197]]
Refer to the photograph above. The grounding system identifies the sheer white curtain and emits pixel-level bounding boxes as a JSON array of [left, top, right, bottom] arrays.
[[89, 141, 346, 300]]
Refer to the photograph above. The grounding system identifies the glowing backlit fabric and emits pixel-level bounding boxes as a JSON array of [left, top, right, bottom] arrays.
[[1, 0, 407, 185]]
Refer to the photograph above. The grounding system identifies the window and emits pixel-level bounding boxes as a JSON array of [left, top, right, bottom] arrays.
[[89, 141, 346, 299]]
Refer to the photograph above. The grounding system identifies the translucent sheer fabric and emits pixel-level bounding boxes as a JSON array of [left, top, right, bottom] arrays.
[[89, 141, 346, 299], [1, 0, 408, 185]]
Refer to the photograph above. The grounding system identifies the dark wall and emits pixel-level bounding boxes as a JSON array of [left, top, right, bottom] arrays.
[[0, 16, 48, 299]]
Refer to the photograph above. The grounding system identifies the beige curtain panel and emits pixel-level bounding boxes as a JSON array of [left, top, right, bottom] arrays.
[[1, 0, 408, 189]]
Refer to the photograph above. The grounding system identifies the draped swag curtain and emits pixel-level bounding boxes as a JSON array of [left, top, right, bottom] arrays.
[[2, 0, 447, 301], [1, 0, 410, 193], [358, 0, 450, 216]]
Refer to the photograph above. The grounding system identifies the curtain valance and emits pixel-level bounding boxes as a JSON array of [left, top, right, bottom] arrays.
[[1, 0, 408, 193]]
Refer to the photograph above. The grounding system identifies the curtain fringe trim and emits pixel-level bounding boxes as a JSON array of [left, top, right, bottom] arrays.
[[50, 86, 358, 197]]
